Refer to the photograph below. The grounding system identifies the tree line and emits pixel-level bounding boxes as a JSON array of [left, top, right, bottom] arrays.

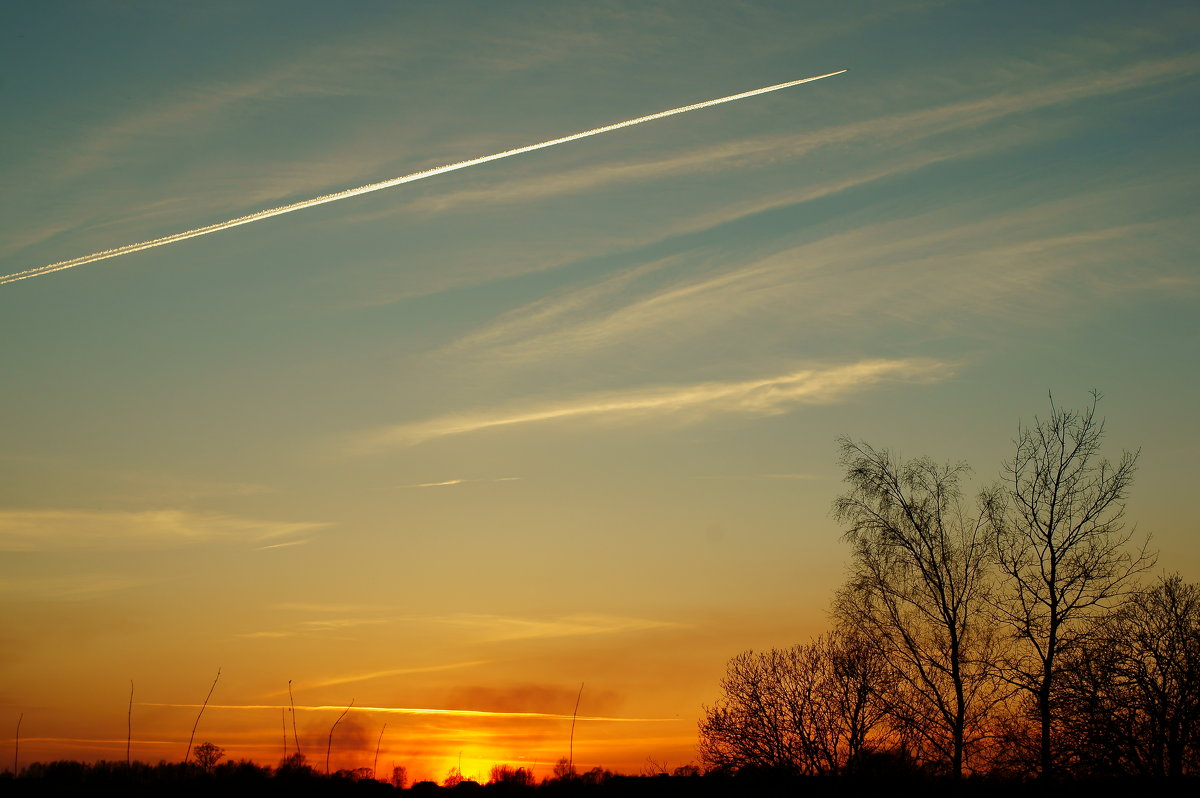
[[699, 393, 1198, 781]]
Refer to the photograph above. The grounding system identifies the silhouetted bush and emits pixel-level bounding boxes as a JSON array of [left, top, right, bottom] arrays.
[[5, 756, 1200, 798]]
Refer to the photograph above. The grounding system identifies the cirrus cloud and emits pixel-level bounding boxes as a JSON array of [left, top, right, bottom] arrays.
[[356, 357, 953, 450], [0, 508, 327, 552]]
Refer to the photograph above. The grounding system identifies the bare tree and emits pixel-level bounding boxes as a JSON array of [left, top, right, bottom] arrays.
[[698, 632, 889, 775], [13, 712, 21, 776], [1057, 575, 1200, 778], [127, 681, 133, 767], [989, 393, 1153, 778], [193, 741, 225, 772], [568, 682, 583, 774], [443, 764, 465, 787], [183, 668, 221, 765], [833, 439, 1002, 778], [325, 698, 354, 775], [489, 764, 535, 786], [700, 647, 797, 773], [822, 629, 894, 769], [372, 722, 387, 780], [288, 680, 302, 758], [1118, 575, 1200, 777]]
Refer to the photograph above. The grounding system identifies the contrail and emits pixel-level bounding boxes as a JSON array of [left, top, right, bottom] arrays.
[[1, 70, 846, 286], [141, 702, 674, 722]]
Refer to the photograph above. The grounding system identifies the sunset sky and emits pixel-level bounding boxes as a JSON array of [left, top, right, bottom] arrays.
[[2, 0, 1198, 783]]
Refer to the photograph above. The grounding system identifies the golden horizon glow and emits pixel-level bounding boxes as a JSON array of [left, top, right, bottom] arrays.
[[8, 715, 695, 783], [140, 703, 678, 722], [4, 1, 1198, 782]]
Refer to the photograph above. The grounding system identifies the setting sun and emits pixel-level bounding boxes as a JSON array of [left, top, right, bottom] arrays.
[[3, 1, 1199, 792]]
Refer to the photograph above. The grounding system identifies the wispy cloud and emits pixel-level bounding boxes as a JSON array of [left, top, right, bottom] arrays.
[[342, 52, 1199, 310], [447, 255, 686, 353], [696, 473, 819, 481], [403, 477, 522, 488], [0, 573, 157, 600], [0, 17, 623, 262], [0, 509, 327, 552], [433, 613, 686, 643], [40, 28, 433, 188], [272, 602, 389, 613], [235, 616, 388, 639], [298, 661, 491, 691], [385, 54, 1200, 222], [2, 72, 844, 286], [357, 359, 953, 449], [245, 611, 686, 644], [141, 702, 672, 722], [17, 736, 178, 747], [450, 180, 1192, 370], [300, 618, 388, 631], [256, 539, 311, 551]]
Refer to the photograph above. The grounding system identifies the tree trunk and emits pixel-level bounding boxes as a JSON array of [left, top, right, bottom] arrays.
[[952, 635, 966, 779], [1038, 676, 1052, 779]]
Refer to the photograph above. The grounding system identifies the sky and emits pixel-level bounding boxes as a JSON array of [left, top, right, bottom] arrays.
[[1, 0, 1198, 783]]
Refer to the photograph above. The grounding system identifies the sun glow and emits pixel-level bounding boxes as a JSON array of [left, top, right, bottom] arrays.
[[114, 701, 682, 783]]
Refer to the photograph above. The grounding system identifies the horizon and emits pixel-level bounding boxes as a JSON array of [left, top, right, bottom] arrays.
[[2, 0, 1198, 784]]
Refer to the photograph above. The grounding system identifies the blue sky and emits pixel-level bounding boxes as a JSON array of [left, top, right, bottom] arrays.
[[1, 0, 1198, 778]]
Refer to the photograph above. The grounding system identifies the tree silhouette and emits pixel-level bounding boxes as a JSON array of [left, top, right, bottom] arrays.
[[989, 392, 1153, 778], [277, 751, 310, 775], [192, 741, 224, 772], [551, 757, 575, 780], [698, 632, 890, 775], [833, 438, 1003, 778], [489, 764, 535, 786], [443, 765, 465, 787], [1057, 574, 1200, 777]]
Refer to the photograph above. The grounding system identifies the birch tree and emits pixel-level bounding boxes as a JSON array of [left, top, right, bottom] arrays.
[[833, 439, 1002, 778], [989, 392, 1154, 778]]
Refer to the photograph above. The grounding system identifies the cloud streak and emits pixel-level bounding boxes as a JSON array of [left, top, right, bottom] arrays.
[[0, 573, 158, 600], [696, 473, 819, 481], [299, 661, 491, 691], [403, 477, 522, 488], [391, 54, 1198, 224], [0, 509, 326, 552], [451, 177, 1193, 371], [235, 616, 388, 638], [272, 602, 388, 613], [256, 539, 311, 551], [1, 71, 845, 286], [438, 613, 684, 643], [358, 358, 951, 449], [347, 53, 1199, 308], [141, 703, 672, 722]]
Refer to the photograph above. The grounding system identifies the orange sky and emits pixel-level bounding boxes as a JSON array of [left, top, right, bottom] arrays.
[[3, 0, 1199, 781], [6, 605, 828, 782]]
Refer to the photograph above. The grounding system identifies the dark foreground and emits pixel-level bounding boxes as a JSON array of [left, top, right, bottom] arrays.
[[4, 762, 1199, 798]]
